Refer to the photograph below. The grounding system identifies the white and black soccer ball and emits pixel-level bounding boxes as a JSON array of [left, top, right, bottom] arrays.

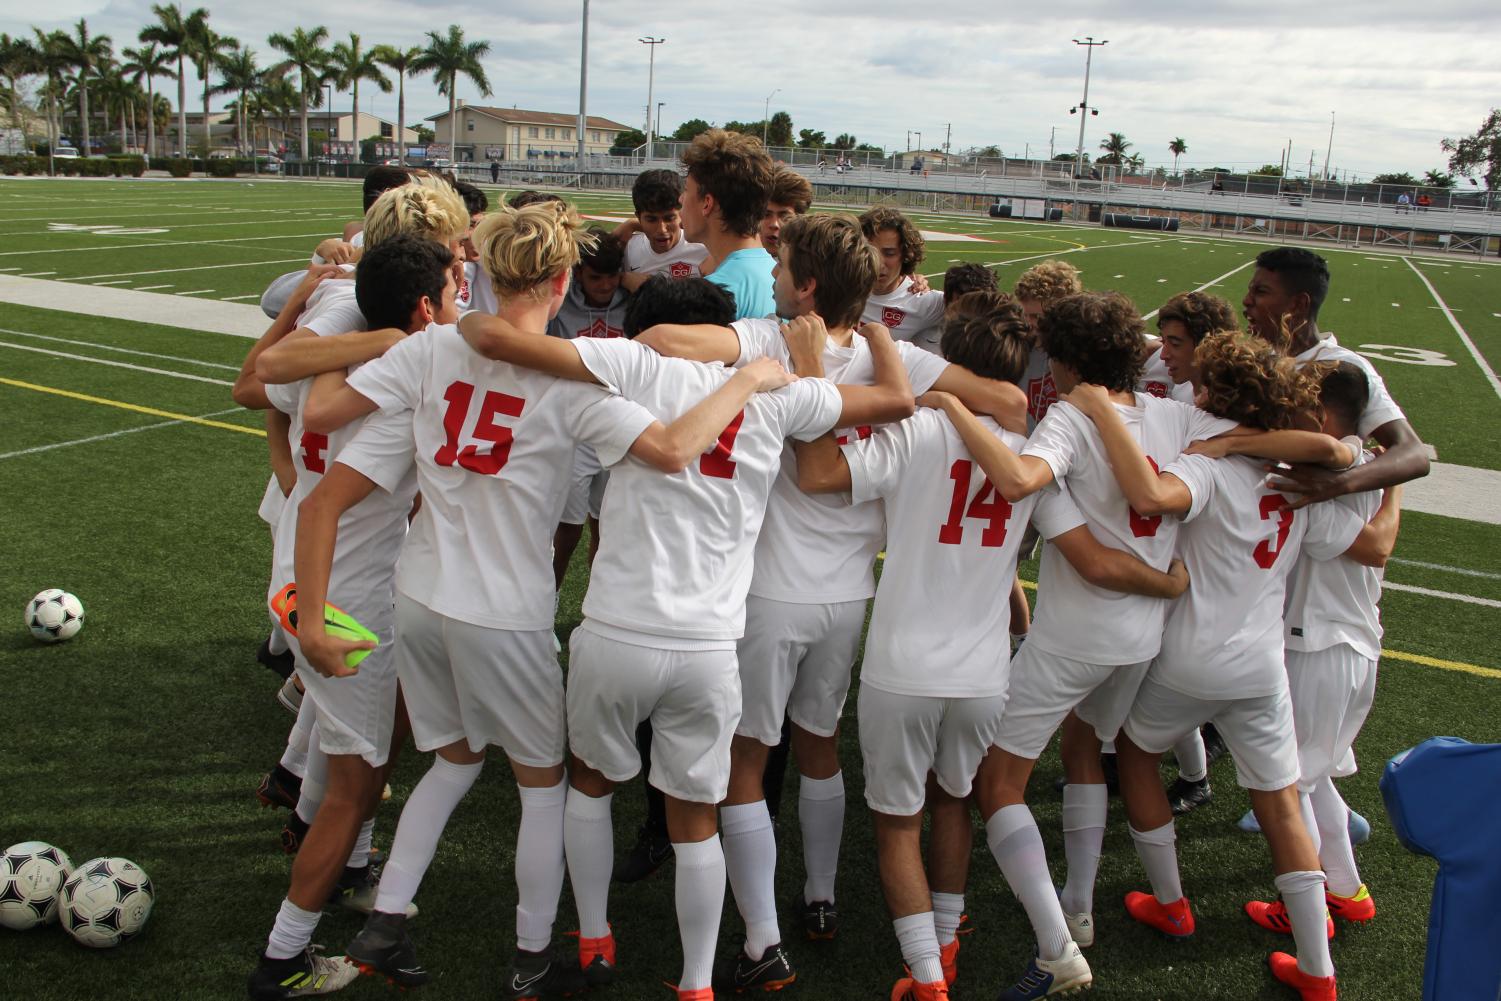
[[58, 857, 154, 948], [0, 841, 73, 930], [25, 589, 84, 643]]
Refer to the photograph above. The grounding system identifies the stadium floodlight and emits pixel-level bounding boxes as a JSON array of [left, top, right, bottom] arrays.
[[639, 36, 665, 159], [1071, 36, 1107, 177]]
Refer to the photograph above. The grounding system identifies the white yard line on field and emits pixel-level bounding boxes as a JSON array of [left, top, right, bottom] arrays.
[[0, 328, 240, 370], [1403, 257, 1501, 401], [1388, 558, 1501, 581], [0, 407, 246, 460], [1141, 260, 1256, 321], [0, 341, 235, 384], [1383, 582, 1501, 609]]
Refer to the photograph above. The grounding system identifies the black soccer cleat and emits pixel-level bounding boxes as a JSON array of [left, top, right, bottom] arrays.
[[503, 946, 587, 999], [1166, 776, 1213, 816], [614, 824, 673, 883], [1201, 723, 1229, 765], [257, 635, 297, 681], [346, 911, 430, 989], [801, 898, 839, 941], [713, 942, 797, 993], [247, 945, 359, 999], [258, 765, 303, 811]]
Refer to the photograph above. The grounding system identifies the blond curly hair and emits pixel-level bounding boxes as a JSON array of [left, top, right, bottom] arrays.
[[362, 182, 469, 251], [472, 200, 595, 301], [1196, 331, 1326, 430], [1013, 259, 1082, 305]]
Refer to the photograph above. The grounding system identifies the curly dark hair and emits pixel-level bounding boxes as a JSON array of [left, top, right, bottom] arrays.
[[942, 263, 998, 304], [859, 207, 925, 275], [1038, 291, 1146, 392], [579, 226, 624, 275], [1255, 247, 1330, 319], [632, 168, 683, 215], [940, 302, 1031, 384], [623, 274, 736, 338], [1155, 291, 1238, 343], [681, 129, 775, 238], [1196, 331, 1327, 430]]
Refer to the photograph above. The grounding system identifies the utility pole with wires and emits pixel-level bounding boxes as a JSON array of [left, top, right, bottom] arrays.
[[1070, 36, 1107, 178], [638, 36, 664, 158]]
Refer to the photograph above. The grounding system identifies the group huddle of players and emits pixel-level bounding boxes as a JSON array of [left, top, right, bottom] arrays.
[[228, 128, 1428, 1001]]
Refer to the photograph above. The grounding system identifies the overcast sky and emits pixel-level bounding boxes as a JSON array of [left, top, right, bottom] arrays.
[[10, 1, 1500, 182]]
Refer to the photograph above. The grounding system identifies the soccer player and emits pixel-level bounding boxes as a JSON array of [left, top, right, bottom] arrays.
[[1138, 290, 1238, 404], [759, 164, 813, 258], [453, 180, 497, 315], [619, 168, 710, 291], [1067, 331, 1392, 1001], [455, 281, 917, 1001], [859, 207, 947, 353], [941, 263, 999, 310], [680, 129, 778, 319], [1013, 259, 1083, 430], [290, 207, 796, 998], [792, 305, 1190, 1001]]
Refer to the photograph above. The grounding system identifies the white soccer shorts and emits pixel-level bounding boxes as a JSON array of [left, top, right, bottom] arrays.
[[735, 595, 865, 746], [858, 685, 1008, 816], [993, 644, 1152, 759], [1285, 645, 1377, 791], [1122, 674, 1300, 792], [566, 623, 740, 804], [393, 593, 565, 765], [292, 612, 398, 768], [559, 447, 609, 526]]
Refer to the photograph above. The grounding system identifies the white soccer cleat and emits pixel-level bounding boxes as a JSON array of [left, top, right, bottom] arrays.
[[1064, 910, 1095, 948]]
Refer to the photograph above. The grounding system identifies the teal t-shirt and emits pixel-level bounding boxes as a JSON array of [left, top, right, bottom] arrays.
[[706, 248, 777, 320]]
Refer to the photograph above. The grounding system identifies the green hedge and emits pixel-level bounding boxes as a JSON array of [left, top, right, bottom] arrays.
[[207, 158, 238, 178], [2, 155, 148, 177], [165, 158, 193, 178]]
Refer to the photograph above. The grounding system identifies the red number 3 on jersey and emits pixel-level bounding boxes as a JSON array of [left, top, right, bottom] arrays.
[[435, 380, 525, 476], [1253, 493, 1295, 568]]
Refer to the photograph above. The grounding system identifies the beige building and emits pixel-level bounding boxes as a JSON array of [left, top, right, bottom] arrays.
[[425, 103, 634, 162], [176, 110, 419, 158]]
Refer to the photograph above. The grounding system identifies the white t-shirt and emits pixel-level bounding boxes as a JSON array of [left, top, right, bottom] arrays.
[[339, 324, 655, 631], [1020, 348, 1057, 432], [456, 260, 499, 316], [572, 337, 843, 644], [861, 278, 947, 354], [1284, 447, 1385, 661], [1022, 395, 1238, 664], [1138, 345, 1195, 404], [846, 410, 1083, 697], [298, 274, 365, 337], [1153, 453, 1364, 700], [731, 317, 949, 602], [1294, 336, 1405, 438], [624, 231, 709, 279]]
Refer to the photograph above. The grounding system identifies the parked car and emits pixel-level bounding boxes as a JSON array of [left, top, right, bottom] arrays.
[[53, 145, 80, 159], [253, 155, 283, 174]]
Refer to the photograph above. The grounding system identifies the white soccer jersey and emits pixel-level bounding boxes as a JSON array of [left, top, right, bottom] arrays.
[[731, 317, 950, 603], [572, 337, 843, 643], [1284, 448, 1385, 661], [1020, 348, 1057, 432], [1153, 453, 1364, 700], [339, 324, 655, 631], [1294, 336, 1405, 438], [845, 410, 1083, 698], [1138, 345, 1195, 404], [1022, 395, 1237, 664], [456, 260, 499, 316], [624, 231, 709, 279], [861, 278, 947, 353], [298, 270, 364, 337]]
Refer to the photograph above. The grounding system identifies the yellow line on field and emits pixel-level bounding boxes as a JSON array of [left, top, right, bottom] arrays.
[[0, 377, 264, 437], [1381, 648, 1501, 680]]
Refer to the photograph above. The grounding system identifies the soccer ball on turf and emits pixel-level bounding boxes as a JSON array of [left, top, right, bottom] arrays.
[[58, 857, 154, 948], [25, 589, 84, 643], [0, 841, 73, 930]]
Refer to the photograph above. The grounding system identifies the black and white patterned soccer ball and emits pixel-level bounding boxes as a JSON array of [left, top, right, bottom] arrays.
[[58, 857, 154, 948], [0, 841, 73, 930], [25, 589, 84, 643]]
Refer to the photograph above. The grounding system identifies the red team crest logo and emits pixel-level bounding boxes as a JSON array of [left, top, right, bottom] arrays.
[[1144, 381, 1169, 398], [582, 317, 625, 339], [881, 306, 906, 329], [669, 261, 693, 278], [1027, 374, 1058, 422]]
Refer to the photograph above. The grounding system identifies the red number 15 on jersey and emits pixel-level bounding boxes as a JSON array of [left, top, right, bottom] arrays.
[[435, 380, 525, 476]]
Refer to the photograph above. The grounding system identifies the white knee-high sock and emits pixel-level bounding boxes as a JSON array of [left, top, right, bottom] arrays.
[[1173, 731, 1208, 783], [1128, 821, 1183, 904], [1276, 869, 1334, 978], [515, 779, 568, 953], [1058, 783, 1107, 916], [1299, 790, 1322, 858], [295, 733, 327, 824], [893, 912, 944, 985], [564, 788, 614, 940], [265, 897, 321, 960], [931, 891, 964, 946], [372, 757, 481, 914], [674, 835, 727, 992], [280, 697, 315, 777], [721, 801, 779, 960], [345, 818, 374, 869], [798, 772, 844, 905], [987, 805, 1071, 961], [1310, 777, 1362, 896]]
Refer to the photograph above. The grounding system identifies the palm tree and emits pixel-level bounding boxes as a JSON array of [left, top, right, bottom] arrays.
[[1168, 137, 1187, 176], [1126, 152, 1145, 175], [328, 34, 389, 159], [372, 44, 423, 156], [412, 25, 491, 151], [217, 47, 259, 154], [98, 67, 137, 152], [55, 19, 112, 154], [121, 44, 175, 158], [256, 74, 298, 155], [187, 19, 236, 156], [139, 4, 206, 156], [1097, 131, 1131, 166], [268, 26, 330, 162], [0, 34, 39, 131], [31, 29, 70, 153]]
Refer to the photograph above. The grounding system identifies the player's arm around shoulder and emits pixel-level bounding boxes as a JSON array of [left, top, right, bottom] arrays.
[[635, 322, 744, 364], [927, 363, 1028, 435], [458, 310, 600, 383], [1341, 481, 1402, 568], [926, 390, 1048, 502], [1063, 384, 1190, 516], [629, 358, 795, 473], [832, 322, 915, 428], [1185, 428, 1355, 469], [1052, 525, 1190, 599]]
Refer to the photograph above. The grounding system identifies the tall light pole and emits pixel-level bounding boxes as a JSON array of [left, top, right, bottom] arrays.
[[639, 36, 664, 158], [762, 88, 780, 146], [1322, 111, 1335, 180], [1071, 36, 1107, 177], [576, 0, 589, 163], [656, 101, 664, 139]]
